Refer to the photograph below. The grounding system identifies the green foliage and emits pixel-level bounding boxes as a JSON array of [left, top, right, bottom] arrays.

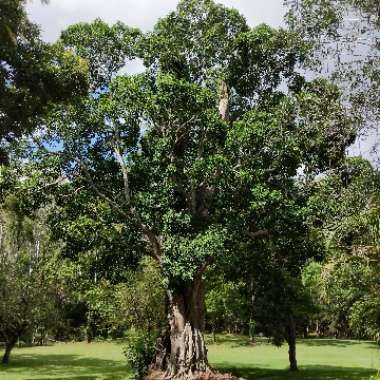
[[162, 226, 226, 282], [286, 0, 380, 132], [33, 0, 355, 295], [123, 329, 157, 379], [139, 0, 248, 83], [0, 193, 64, 361], [119, 258, 166, 332], [0, 0, 87, 161], [61, 19, 141, 90], [302, 158, 380, 339], [80, 257, 166, 341], [206, 281, 247, 333]]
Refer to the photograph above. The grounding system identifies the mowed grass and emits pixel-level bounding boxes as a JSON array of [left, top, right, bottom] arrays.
[[209, 335, 380, 380], [0, 341, 129, 380], [0, 335, 379, 380]]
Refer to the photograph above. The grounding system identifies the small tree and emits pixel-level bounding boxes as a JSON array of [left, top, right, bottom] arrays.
[[0, 195, 59, 364]]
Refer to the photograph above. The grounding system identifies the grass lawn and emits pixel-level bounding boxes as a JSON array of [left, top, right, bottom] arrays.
[[0, 335, 379, 380]]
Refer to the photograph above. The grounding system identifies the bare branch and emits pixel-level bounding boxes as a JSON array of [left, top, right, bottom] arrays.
[[113, 134, 131, 205]]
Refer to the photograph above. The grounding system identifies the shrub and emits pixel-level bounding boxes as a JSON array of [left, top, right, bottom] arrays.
[[123, 329, 156, 379]]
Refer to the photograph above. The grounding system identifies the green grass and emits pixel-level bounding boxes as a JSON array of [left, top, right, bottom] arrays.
[[0, 341, 129, 380], [0, 335, 379, 380], [209, 335, 380, 380]]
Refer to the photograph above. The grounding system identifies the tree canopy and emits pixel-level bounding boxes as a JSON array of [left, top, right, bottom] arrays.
[[0, 0, 87, 163]]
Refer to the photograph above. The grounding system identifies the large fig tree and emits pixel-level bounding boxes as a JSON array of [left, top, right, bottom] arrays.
[[34, 1, 355, 378]]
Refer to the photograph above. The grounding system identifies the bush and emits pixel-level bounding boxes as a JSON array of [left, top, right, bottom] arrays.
[[369, 373, 380, 380], [123, 329, 156, 379]]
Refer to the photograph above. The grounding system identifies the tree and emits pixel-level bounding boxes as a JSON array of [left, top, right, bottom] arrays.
[[252, 268, 316, 371], [60, 18, 141, 92], [304, 158, 380, 340], [222, 214, 322, 372], [0, 0, 87, 163], [0, 193, 60, 364], [82, 257, 166, 343], [206, 280, 247, 339], [285, 0, 380, 162], [32, 1, 355, 378]]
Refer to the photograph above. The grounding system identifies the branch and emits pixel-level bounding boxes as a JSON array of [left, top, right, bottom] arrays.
[[113, 133, 131, 205], [76, 154, 162, 262], [112, 132, 162, 261], [246, 229, 271, 240], [39, 176, 67, 190], [77, 157, 130, 220]]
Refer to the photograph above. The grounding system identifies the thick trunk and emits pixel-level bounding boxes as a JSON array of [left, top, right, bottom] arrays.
[[151, 278, 211, 379], [285, 317, 298, 372], [2, 337, 17, 365]]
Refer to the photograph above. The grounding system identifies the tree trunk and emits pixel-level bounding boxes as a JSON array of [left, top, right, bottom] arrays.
[[151, 278, 212, 379], [248, 319, 255, 344], [2, 337, 17, 365], [212, 326, 216, 344], [303, 325, 308, 339], [218, 81, 230, 123], [285, 316, 298, 372]]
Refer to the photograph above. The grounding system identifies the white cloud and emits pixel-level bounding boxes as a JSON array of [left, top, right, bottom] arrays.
[[26, 0, 285, 42]]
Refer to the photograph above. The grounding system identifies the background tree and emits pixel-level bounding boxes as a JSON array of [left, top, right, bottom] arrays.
[[0, 192, 61, 364], [303, 158, 380, 341], [285, 0, 380, 164], [206, 280, 247, 340], [0, 0, 87, 163]]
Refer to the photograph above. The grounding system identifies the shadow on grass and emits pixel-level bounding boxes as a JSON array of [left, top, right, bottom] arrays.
[[217, 364, 378, 380], [23, 377, 99, 380], [0, 353, 129, 380], [207, 335, 380, 351], [300, 338, 378, 349], [207, 335, 278, 349]]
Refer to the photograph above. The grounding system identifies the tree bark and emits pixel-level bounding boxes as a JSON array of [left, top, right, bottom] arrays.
[[218, 81, 230, 123], [285, 316, 298, 372], [2, 337, 17, 365], [151, 278, 212, 379]]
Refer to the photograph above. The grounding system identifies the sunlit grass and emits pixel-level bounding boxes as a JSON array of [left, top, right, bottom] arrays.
[[209, 335, 380, 380], [0, 341, 130, 380]]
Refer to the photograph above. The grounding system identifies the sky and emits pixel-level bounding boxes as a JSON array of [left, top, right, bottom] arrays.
[[27, 0, 286, 74], [26, 0, 285, 43]]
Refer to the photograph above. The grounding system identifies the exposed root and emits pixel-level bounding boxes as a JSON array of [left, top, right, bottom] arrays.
[[145, 368, 244, 380]]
